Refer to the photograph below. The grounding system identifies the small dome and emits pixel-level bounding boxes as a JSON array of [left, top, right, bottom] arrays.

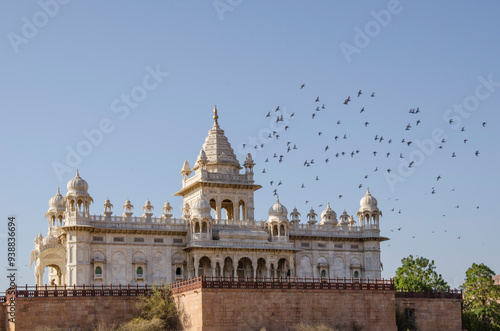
[[320, 203, 337, 223], [42, 234, 61, 246], [360, 188, 378, 210], [67, 170, 89, 194], [143, 199, 154, 212], [268, 197, 288, 217], [190, 196, 211, 218], [191, 197, 211, 211], [244, 152, 255, 167], [48, 187, 65, 210]]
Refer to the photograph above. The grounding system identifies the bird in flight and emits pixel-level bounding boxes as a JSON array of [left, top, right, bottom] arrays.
[[315, 96, 320, 102], [358, 90, 362, 97], [371, 92, 375, 97], [344, 96, 351, 104], [475, 150, 479, 156], [300, 83, 305, 89]]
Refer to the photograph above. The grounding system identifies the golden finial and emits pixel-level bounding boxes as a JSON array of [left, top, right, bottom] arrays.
[[213, 105, 218, 125]]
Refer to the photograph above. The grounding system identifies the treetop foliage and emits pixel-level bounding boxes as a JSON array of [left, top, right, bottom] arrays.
[[462, 263, 500, 331], [394, 255, 449, 291]]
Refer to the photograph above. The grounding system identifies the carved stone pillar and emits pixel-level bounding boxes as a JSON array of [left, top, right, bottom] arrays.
[[289, 255, 295, 278], [216, 200, 222, 220]]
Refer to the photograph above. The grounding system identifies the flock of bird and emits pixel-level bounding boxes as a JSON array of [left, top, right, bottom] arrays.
[[241, 83, 488, 243]]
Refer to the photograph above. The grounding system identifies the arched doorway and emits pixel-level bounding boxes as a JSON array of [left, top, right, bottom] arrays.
[[277, 258, 288, 278], [256, 258, 267, 279], [46, 264, 63, 285], [222, 199, 234, 220], [198, 256, 212, 277], [237, 257, 253, 279]]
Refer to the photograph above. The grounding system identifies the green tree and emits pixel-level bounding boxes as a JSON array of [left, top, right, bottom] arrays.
[[394, 255, 449, 291], [462, 263, 500, 331], [119, 284, 185, 331]]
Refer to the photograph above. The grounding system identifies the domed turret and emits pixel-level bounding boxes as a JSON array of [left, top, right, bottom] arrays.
[[48, 187, 65, 212], [359, 188, 378, 211], [320, 203, 337, 225], [122, 199, 134, 219], [339, 210, 350, 224], [162, 201, 173, 215], [357, 188, 382, 228], [64, 170, 93, 220], [290, 207, 301, 227], [307, 208, 318, 225], [46, 187, 66, 228], [244, 152, 255, 174], [67, 170, 89, 194], [141, 200, 154, 221], [268, 197, 288, 218]]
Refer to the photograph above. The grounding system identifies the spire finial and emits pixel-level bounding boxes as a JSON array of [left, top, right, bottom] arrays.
[[57, 187, 60, 195], [367, 187, 370, 194], [213, 105, 218, 125], [76, 169, 80, 177]]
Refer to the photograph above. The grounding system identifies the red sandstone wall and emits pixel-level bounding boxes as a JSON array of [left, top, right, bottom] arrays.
[[175, 289, 204, 331], [396, 297, 463, 331], [0, 304, 5, 331], [10, 296, 140, 331], [176, 289, 397, 331]]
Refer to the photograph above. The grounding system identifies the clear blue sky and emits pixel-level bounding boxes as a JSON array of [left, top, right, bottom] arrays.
[[0, 1, 499, 289]]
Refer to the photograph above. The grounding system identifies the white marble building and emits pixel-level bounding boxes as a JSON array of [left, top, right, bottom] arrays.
[[31, 108, 387, 286]]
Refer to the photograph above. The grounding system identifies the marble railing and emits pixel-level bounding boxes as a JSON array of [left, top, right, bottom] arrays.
[[183, 171, 253, 188], [186, 239, 295, 249], [63, 215, 380, 237]]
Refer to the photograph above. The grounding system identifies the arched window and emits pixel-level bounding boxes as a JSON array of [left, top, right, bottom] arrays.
[[321, 270, 326, 278], [95, 266, 102, 275], [353, 270, 359, 279], [137, 266, 143, 275], [176, 267, 182, 276], [202, 222, 208, 233]]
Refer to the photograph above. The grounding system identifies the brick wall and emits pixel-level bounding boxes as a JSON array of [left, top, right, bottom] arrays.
[[396, 297, 463, 331], [176, 288, 397, 331], [8, 296, 140, 331], [0, 288, 464, 331]]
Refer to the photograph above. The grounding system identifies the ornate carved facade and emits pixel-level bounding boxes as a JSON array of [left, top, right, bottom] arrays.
[[31, 107, 388, 286]]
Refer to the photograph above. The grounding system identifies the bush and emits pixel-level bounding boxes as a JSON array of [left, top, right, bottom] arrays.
[[120, 284, 185, 331]]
